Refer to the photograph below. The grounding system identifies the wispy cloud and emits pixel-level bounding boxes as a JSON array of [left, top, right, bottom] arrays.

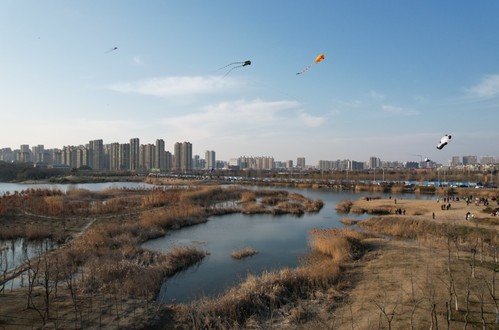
[[369, 90, 385, 101], [465, 74, 499, 99], [381, 104, 420, 116], [298, 112, 326, 127], [108, 76, 237, 97], [158, 99, 309, 139], [132, 56, 143, 65]]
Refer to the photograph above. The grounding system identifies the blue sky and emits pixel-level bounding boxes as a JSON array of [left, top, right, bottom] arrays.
[[1, 1, 499, 166]]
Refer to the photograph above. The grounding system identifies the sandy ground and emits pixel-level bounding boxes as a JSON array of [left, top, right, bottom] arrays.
[[353, 195, 499, 228], [289, 196, 499, 329]]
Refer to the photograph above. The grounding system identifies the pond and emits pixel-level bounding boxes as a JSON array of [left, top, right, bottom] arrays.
[[142, 188, 433, 304]]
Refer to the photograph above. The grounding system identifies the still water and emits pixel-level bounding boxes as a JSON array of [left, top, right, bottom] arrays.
[[0, 181, 156, 195], [142, 188, 433, 304]]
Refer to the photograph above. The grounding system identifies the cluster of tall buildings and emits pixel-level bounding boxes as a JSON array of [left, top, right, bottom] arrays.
[[0, 139, 196, 172], [0, 139, 305, 172]]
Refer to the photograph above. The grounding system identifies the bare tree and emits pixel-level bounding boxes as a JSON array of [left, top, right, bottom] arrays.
[[483, 269, 499, 325]]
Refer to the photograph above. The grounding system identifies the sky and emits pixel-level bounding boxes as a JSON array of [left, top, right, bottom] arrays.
[[1, 1, 499, 166]]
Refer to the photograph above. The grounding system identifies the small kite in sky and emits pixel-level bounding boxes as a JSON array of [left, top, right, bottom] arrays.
[[217, 60, 251, 77], [105, 47, 118, 54], [296, 53, 325, 75], [436, 134, 452, 150]]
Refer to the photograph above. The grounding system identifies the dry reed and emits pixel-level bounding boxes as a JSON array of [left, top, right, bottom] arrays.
[[335, 199, 353, 213], [231, 248, 258, 259], [175, 228, 367, 328]]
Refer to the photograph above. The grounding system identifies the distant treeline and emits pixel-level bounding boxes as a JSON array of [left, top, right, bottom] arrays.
[[0, 161, 65, 182]]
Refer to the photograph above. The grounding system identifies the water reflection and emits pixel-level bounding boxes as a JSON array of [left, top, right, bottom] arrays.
[[0, 238, 56, 290]]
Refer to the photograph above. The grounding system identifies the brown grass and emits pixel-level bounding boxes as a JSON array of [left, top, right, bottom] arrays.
[[0, 185, 327, 329], [335, 199, 353, 213], [339, 218, 360, 226], [240, 191, 256, 203], [172, 228, 367, 328], [231, 248, 258, 259]]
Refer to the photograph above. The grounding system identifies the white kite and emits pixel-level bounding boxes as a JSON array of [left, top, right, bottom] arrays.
[[436, 134, 451, 150]]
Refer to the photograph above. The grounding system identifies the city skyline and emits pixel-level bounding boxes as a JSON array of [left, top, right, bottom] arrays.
[[1, 2, 499, 166], [1, 137, 496, 170]]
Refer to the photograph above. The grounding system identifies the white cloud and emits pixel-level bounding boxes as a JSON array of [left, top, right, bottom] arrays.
[[381, 104, 420, 116], [465, 74, 499, 98], [157, 99, 320, 143], [132, 56, 143, 65], [298, 112, 326, 127], [108, 76, 237, 97], [369, 90, 386, 101]]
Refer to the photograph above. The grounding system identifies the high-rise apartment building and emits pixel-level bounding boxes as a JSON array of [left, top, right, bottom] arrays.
[[154, 139, 165, 170], [109, 143, 120, 171], [463, 155, 478, 166], [180, 142, 192, 171], [369, 157, 381, 169], [0, 148, 14, 162], [451, 156, 461, 166], [75, 146, 88, 168], [139, 144, 155, 170], [205, 150, 216, 170], [89, 139, 104, 170], [19, 144, 31, 163], [174, 142, 192, 171], [119, 143, 130, 170], [481, 156, 496, 165], [296, 157, 305, 169], [130, 138, 140, 171], [32, 145, 45, 163]]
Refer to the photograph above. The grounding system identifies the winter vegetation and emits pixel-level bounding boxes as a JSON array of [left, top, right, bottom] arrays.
[[0, 184, 324, 328]]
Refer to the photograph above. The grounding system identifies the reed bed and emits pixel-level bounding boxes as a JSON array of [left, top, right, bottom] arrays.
[[358, 216, 498, 253], [0, 225, 53, 240], [0, 184, 328, 329], [339, 218, 359, 226], [335, 199, 353, 213], [175, 228, 367, 328], [231, 248, 258, 259], [240, 191, 256, 203], [139, 204, 207, 229], [242, 202, 267, 214], [308, 228, 366, 262]]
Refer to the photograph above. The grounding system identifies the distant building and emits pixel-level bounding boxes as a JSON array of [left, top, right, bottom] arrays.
[[155, 139, 165, 170], [369, 157, 381, 169], [405, 161, 419, 169], [451, 156, 462, 166], [89, 139, 104, 170], [130, 138, 140, 171], [205, 150, 216, 170], [174, 142, 192, 171], [463, 155, 478, 166], [0, 148, 14, 162], [297, 157, 306, 169], [481, 155, 496, 165]]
